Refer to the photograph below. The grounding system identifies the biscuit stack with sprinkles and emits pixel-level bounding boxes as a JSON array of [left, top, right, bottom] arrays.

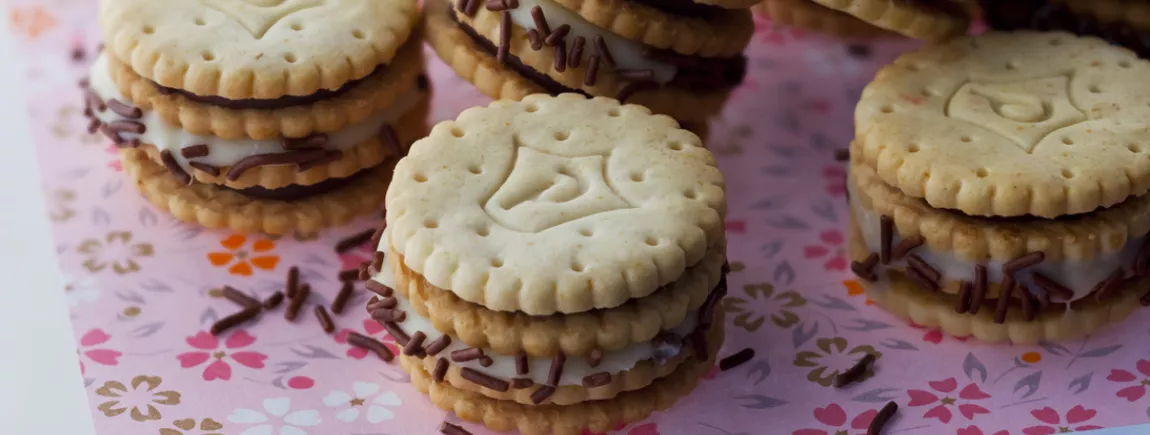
[[83, 0, 427, 234], [847, 31, 1150, 343], [981, 0, 1150, 58], [757, 0, 971, 41], [424, 0, 757, 139], [366, 94, 728, 435]]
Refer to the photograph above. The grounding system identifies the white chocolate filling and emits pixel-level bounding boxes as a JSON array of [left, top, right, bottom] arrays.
[[87, 53, 420, 170], [849, 175, 1142, 303], [475, 0, 679, 83], [371, 239, 698, 386]]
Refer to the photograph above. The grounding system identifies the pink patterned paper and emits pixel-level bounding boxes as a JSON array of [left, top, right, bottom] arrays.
[[11, 0, 1150, 434]]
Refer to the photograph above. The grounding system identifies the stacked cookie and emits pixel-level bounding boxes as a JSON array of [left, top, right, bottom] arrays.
[[982, 0, 1150, 58], [367, 94, 728, 434], [757, 0, 971, 41], [83, 0, 426, 234], [424, 0, 757, 138], [847, 31, 1150, 343]]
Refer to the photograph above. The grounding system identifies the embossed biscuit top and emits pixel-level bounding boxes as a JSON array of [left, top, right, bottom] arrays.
[[855, 31, 1150, 218], [384, 93, 726, 315], [99, 0, 419, 99]]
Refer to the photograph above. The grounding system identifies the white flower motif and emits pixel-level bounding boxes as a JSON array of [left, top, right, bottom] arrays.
[[323, 381, 403, 424], [228, 397, 321, 435], [802, 49, 862, 78], [64, 274, 100, 307]]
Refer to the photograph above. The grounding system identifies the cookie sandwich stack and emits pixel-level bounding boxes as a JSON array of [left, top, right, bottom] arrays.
[[847, 31, 1150, 343], [84, 0, 427, 234], [758, 0, 972, 41], [424, 0, 757, 139], [368, 94, 729, 434], [982, 0, 1150, 58]]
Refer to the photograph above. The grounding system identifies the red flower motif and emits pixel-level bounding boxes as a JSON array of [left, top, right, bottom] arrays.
[[176, 330, 267, 381], [752, 14, 805, 45], [907, 378, 991, 424], [105, 144, 122, 172], [335, 319, 399, 359], [804, 229, 847, 272], [957, 426, 1008, 435], [1023, 406, 1102, 434], [726, 220, 747, 234], [77, 328, 122, 375], [286, 375, 315, 390], [580, 422, 627, 435], [1108, 359, 1150, 402], [792, 403, 876, 435], [909, 322, 968, 344], [823, 166, 846, 197]]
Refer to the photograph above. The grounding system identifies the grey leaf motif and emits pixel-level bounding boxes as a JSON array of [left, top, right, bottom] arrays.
[[378, 368, 411, 384], [963, 352, 988, 383], [811, 200, 838, 223], [734, 394, 788, 409], [880, 338, 918, 351], [1080, 344, 1122, 358], [291, 344, 339, 359], [765, 215, 809, 230], [101, 178, 122, 198], [843, 319, 892, 332], [751, 195, 787, 210], [774, 261, 795, 285], [115, 291, 145, 304], [767, 145, 801, 159], [1068, 373, 1092, 394], [852, 388, 900, 403], [791, 321, 819, 349], [200, 307, 218, 324], [129, 321, 164, 338], [302, 253, 333, 267], [1039, 341, 1071, 356], [274, 361, 308, 374], [139, 279, 173, 293], [776, 111, 800, 133], [747, 360, 771, 386], [64, 167, 90, 180], [84, 377, 95, 387], [270, 376, 285, 390], [177, 225, 203, 240], [91, 207, 111, 226], [138, 207, 157, 227], [299, 267, 328, 284], [1014, 371, 1043, 399], [810, 134, 835, 152], [762, 166, 795, 177], [779, 80, 802, 96], [812, 295, 856, 311], [761, 240, 784, 259]]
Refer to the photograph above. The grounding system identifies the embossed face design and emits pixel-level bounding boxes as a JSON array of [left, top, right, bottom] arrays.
[[948, 75, 1086, 153], [199, 0, 325, 38]]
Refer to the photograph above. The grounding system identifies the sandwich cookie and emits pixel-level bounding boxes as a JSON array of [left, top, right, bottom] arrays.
[[804, 0, 971, 41], [84, 0, 427, 234], [368, 94, 728, 433], [848, 31, 1150, 343], [757, 0, 897, 39], [982, 0, 1150, 58]]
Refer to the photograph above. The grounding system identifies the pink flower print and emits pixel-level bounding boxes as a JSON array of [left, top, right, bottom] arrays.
[[957, 427, 1009, 435], [77, 328, 121, 375], [752, 14, 805, 45], [177, 330, 267, 381], [909, 322, 968, 344], [907, 378, 991, 424], [338, 241, 375, 272], [804, 230, 847, 272], [335, 319, 399, 360], [580, 422, 627, 435], [1108, 359, 1150, 402], [627, 423, 659, 435], [824, 166, 846, 197], [1023, 406, 1102, 434], [726, 220, 746, 234], [105, 144, 122, 172], [792, 403, 876, 435]]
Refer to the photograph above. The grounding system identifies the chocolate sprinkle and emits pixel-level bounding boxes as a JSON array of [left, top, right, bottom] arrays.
[[106, 120, 146, 134], [548, 353, 566, 386], [515, 353, 530, 375], [331, 281, 354, 315], [527, 28, 542, 50], [84, 89, 106, 112], [531, 6, 550, 37], [850, 253, 879, 282], [451, 347, 485, 362], [404, 331, 427, 356], [86, 118, 101, 134], [188, 161, 220, 177], [582, 372, 612, 387], [382, 321, 410, 346], [485, 0, 508, 11], [879, 215, 893, 264], [478, 356, 494, 367], [370, 224, 386, 248], [371, 307, 406, 323], [98, 124, 123, 145], [159, 150, 193, 186], [222, 285, 261, 310], [617, 69, 655, 81], [426, 335, 452, 356], [347, 331, 394, 362], [719, 348, 754, 371], [461, 367, 509, 392], [1031, 272, 1073, 302], [868, 401, 898, 435], [956, 281, 973, 313], [365, 280, 393, 296], [286, 266, 300, 299], [1016, 282, 1036, 321], [511, 378, 534, 389], [464, 0, 481, 16], [891, 235, 924, 260], [530, 385, 555, 404], [585, 54, 601, 86], [371, 251, 385, 275], [906, 255, 941, 283], [498, 11, 512, 64], [690, 331, 708, 361], [834, 353, 876, 388], [263, 291, 284, 309], [970, 265, 987, 315], [440, 422, 472, 435], [210, 307, 260, 336], [833, 148, 850, 162], [285, 283, 310, 322], [544, 24, 570, 46], [336, 228, 376, 253], [569, 36, 585, 68], [179, 145, 209, 159], [226, 150, 327, 181], [297, 150, 343, 172], [379, 124, 400, 154], [338, 269, 360, 282], [1093, 268, 1125, 301], [594, 35, 615, 66], [107, 99, 142, 119], [587, 349, 602, 368], [994, 275, 1015, 324], [374, 296, 398, 309], [433, 358, 450, 382], [554, 43, 567, 72], [314, 305, 335, 333], [616, 80, 656, 102], [1003, 252, 1045, 276], [906, 265, 940, 292]]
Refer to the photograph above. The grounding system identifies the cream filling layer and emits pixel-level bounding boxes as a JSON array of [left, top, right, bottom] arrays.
[[849, 175, 1142, 303], [491, 0, 679, 83], [372, 248, 697, 386], [87, 53, 420, 170]]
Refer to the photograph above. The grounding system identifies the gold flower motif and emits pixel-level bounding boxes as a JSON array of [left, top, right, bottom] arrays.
[[95, 375, 181, 422], [721, 282, 806, 332], [79, 231, 154, 274], [794, 337, 882, 387], [159, 417, 224, 435], [51, 105, 104, 145], [48, 190, 77, 222]]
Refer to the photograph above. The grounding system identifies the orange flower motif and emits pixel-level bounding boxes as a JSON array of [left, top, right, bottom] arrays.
[[9, 6, 56, 40], [842, 280, 874, 306], [207, 235, 279, 276]]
